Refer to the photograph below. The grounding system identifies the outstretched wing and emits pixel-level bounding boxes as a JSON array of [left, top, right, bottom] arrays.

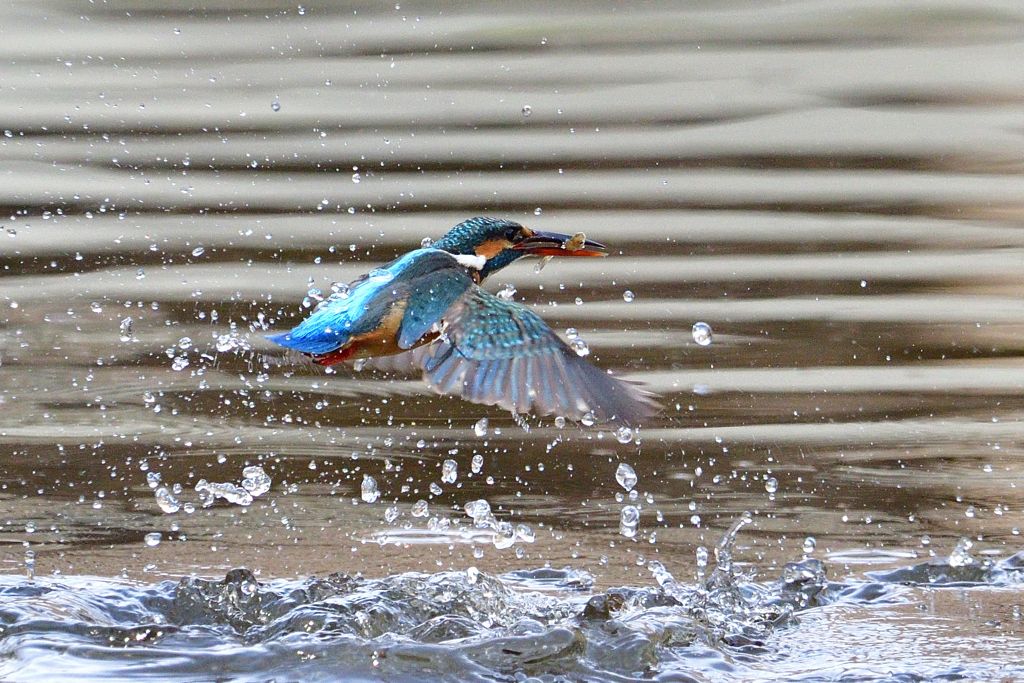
[[418, 288, 658, 425]]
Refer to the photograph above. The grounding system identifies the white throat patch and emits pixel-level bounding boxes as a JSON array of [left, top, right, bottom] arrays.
[[453, 253, 487, 271]]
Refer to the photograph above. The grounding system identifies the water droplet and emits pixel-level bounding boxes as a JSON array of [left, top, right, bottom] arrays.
[[575, 297, 583, 306], [155, 487, 181, 513], [271, 100, 281, 111], [411, 500, 429, 517], [534, 255, 553, 273], [360, 475, 379, 503], [474, 417, 489, 437], [623, 290, 634, 303], [764, 477, 778, 494], [429, 482, 442, 496], [471, 454, 484, 474], [497, 283, 517, 301], [191, 246, 205, 257], [619, 505, 640, 538], [144, 532, 162, 547], [533, 207, 542, 216], [351, 173, 361, 184], [420, 236, 434, 248], [136, 268, 145, 280], [241, 466, 271, 496], [949, 537, 974, 567], [965, 505, 976, 518], [146, 472, 161, 489], [802, 536, 816, 555], [692, 322, 713, 346], [570, 338, 589, 357], [516, 524, 536, 543], [441, 459, 458, 484], [554, 416, 566, 428], [581, 412, 595, 427], [493, 521, 516, 549], [521, 105, 532, 116], [118, 317, 133, 342], [171, 356, 189, 372], [384, 506, 399, 523], [24, 551, 35, 581], [616, 463, 637, 491], [177, 337, 193, 350], [615, 426, 633, 444], [24, 522, 35, 534]]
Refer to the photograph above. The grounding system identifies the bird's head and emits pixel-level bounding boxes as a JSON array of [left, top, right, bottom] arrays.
[[432, 217, 607, 281]]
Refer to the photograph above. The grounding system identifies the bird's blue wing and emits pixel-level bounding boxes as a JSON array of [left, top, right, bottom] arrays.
[[396, 267, 473, 350], [418, 288, 658, 425]]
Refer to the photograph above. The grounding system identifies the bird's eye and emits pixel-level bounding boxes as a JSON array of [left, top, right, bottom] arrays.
[[504, 227, 520, 242]]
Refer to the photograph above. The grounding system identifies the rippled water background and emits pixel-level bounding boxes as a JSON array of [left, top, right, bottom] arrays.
[[2, 1, 1024, 680]]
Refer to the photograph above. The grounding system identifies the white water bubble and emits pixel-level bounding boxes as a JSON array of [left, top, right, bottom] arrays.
[[615, 463, 637, 492], [554, 416, 566, 428], [471, 454, 484, 474], [411, 500, 429, 517], [802, 536, 816, 554], [581, 412, 596, 427], [146, 472, 161, 489], [497, 283, 517, 301], [361, 475, 380, 503], [441, 459, 458, 484], [191, 246, 205, 257], [521, 104, 532, 116], [171, 356, 190, 372], [420, 236, 434, 248], [473, 417, 489, 437], [615, 426, 633, 444], [692, 322, 713, 346], [144, 532, 162, 547], [136, 268, 146, 280], [195, 479, 253, 507], [765, 477, 778, 494], [384, 506, 399, 523], [516, 524, 536, 543], [623, 290, 634, 303], [90, 302, 103, 314], [429, 482, 443, 496], [271, 100, 281, 112]]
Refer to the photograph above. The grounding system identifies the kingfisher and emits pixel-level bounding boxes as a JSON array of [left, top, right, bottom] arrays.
[[267, 217, 658, 425]]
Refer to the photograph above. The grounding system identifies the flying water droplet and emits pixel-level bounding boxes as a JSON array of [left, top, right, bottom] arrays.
[[474, 417, 489, 437], [155, 487, 181, 513], [384, 506, 399, 523], [521, 104, 532, 116], [271, 100, 281, 111], [144, 532, 162, 547], [136, 268, 145, 280], [441, 459, 458, 484], [429, 482, 443, 496], [692, 322, 713, 346], [570, 338, 589, 357], [581, 412, 595, 427], [241, 465, 271, 496], [615, 426, 633, 444], [765, 477, 778, 494], [361, 475, 380, 503], [619, 505, 640, 538], [802, 536, 816, 555], [191, 246, 205, 257], [90, 302, 103, 314], [118, 317, 133, 342], [616, 463, 637, 491], [420, 236, 434, 248], [623, 290, 634, 303], [471, 454, 484, 473], [411, 499, 429, 517], [497, 283, 516, 301], [534, 255, 553, 273]]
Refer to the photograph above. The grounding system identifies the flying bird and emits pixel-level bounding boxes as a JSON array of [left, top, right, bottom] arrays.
[[267, 217, 657, 424]]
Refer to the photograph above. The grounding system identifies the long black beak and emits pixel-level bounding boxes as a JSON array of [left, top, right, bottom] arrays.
[[511, 230, 607, 257]]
